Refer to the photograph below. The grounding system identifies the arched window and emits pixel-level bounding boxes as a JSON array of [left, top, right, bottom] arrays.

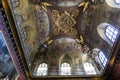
[[83, 62, 96, 75], [10, 0, 19, 8], [97, 23, 119, 46], [21, 28, 27, 42], [14, 15, 27, 42], [60, 62, 71, 75], [105, 25, 118, 43], [98, 51, 107, 67], [114, 0, 120, 4], [36, 63, 48, 76], [105, 0, 120, 8]]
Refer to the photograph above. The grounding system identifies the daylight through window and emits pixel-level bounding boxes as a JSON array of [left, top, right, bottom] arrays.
[[115, 0, 120, 4], [60, 62, 71, 75], [105, 25, 118, 43], [98, 51, 107, 67], [21, 28, 27, 42], [36, 63, 48, 76], [83, 62, 96, 75]]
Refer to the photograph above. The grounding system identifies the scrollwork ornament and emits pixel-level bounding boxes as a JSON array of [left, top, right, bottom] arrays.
[[71, 9, 79, 17], [53, 28, 60, 35]]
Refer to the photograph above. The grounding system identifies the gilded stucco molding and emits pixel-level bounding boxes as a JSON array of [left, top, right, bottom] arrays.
[[41, 2, 52, 12], [78, 1, 89, 12], [53, 10, 77, 34]]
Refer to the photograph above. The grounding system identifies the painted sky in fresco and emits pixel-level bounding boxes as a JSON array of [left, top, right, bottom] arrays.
[[0, 32, 5, 47]]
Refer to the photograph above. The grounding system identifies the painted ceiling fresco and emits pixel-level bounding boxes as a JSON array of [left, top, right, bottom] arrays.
[[48, 37, 82, 52], [7, 0, 120, 78], [29, 0, 84, 6]]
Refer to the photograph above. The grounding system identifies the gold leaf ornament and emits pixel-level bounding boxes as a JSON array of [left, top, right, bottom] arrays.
[[54, 11, 76, 33], [52, 10, 60, 17], [41, 2, 52, 12], [76, 35, 84, 43], [78, 1, 89, 12], [47, 40, 53, 44], [53, 28, 60, 35]]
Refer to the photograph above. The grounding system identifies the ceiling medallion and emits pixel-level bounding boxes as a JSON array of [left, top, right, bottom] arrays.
[[53, 11, 76, 34]]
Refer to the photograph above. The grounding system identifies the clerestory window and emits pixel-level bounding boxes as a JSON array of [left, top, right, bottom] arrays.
[[105, 25, 118, 43], [60, 62, 71, 75], [83, 62, 96, 75], [98, 51, 108, 68], [36, 63, 48, 76]]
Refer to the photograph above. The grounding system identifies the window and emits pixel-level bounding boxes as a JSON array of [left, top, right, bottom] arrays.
[[58, 1, 80, 7], [10, 0, 19, 8], [60, 62, 71, 75], [83, 62, 96, 75], [98, 51, 107, 67], [36, 63, 48, 76], [97, 23, 119, 46], [115, 0, 120, 4], [105, 0, 120, 8], [105, 25, 118, 43], [21, 28, 27, 42], [15, 15, 27, 42]]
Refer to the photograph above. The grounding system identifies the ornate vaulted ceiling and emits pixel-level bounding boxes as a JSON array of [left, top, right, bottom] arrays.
[[6, 0, 120, 78]]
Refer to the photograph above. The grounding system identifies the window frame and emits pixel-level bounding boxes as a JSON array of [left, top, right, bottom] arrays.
[[114, 0, 120, 4], [36, 63, 48, 76], [21, 28, 27, 42], [105, 25, 119, 43], [98, 51, 108, 68], [60, 62, 71, 75], [83, 62, 97, 75]]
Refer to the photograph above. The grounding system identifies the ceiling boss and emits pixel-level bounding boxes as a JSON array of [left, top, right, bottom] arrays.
[[52, 10, 77, 34]]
